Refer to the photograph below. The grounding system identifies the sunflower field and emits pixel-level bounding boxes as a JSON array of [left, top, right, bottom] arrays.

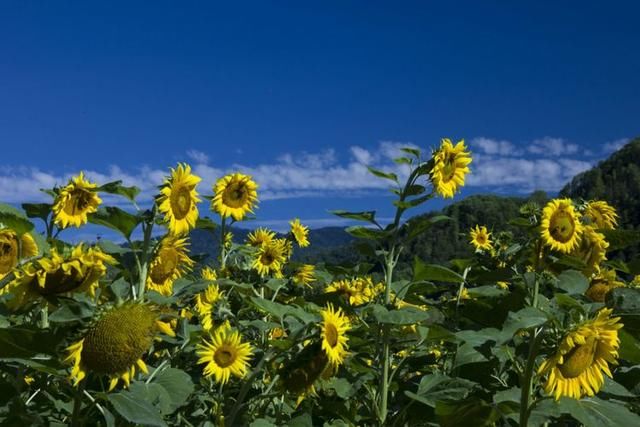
[[1, 139, 640, 427]]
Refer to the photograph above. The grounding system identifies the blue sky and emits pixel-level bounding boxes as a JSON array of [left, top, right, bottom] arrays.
[[1, 1, 639, 236]]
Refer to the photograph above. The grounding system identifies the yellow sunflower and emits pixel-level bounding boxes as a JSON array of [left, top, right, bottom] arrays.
[[293, 264, 315, 287], [325, 277, 384, 306], [247, 227, 276, 247], [0, 229, 38, 280], [211, 173, 258, 221], [252, 239, 287, 278], [538, 308, 623, 400], [320, 304, 350, 368], [157, 163, 201, 236], [196, 328, 254, 385], [469, 225, 493, 251], [430, 138, 472, 199], [540, 199, 583, 253], [195, 267, 223, 331], [572, 225, 609, 275], [64, 303, 175, 390], [584, 201, 618, 230], [2, 244, 115, 309], [585, 269, 624, 303], [290, 218, 310, 248], [146, 236, 194, 296], [52, 172, 102, 229], [631, 275, 640, 288]]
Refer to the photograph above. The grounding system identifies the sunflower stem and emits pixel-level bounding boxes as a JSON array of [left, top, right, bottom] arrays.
[[519, 271, 543, 427], [39, 304, 49, 329], [136, 212, 155, 301], [71, 381, 85, 427], [220, 216, 227, 270]]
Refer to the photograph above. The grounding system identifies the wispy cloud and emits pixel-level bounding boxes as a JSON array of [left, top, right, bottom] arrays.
[[602, 138, 629, 154], [527, 137, 579, 156]]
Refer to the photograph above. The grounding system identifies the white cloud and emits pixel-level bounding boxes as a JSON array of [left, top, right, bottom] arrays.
[[471, 137, 520, 156], [602, 138, 629, 153], [186, 149, 209, 164], [527, 137, 579, 156]]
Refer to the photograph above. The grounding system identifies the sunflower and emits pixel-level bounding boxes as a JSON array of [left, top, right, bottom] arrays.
[[325, 277, 384, 306], [2, 244, 115, 308], [247, 227, 276, 247], [211, 173, 258, 221], [584, 201, 618, 230], [538, 308, 623, 400], [540, 199, 583, 253], [632, 275, 640, 288], [320, 304, 350, 368], [252, 239, 287, 278], [585, 269, 624, 303], [572, 226, 609, 275], [293, 264, 315, 287], [290, 218, 310, 248], [0, 229, 38, 280], [146, 236, 194, 296], [64, 303, 175, 390], [430, 138, 472, 199], [196, 328, 254, 385], [52, 172, 102, 229], [157, 163, 201, 236], [469, 225, 493, 251], [195, 267, 223, 331]]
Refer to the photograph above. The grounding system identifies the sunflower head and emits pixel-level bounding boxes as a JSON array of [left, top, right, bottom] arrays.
[[572, 226, 609, 276], [252, 239, 287, 278], [325, 277, 384, 306], [52, 172, 102, 229], [247, 227, 276, 247], [64, 303, 175, 390], [538, 308, 623, 400], [293, 264, 315, 287], [195, 280, 223, 331], [585, 269, 624, 302], [211, 173, 258, 221], [430, 138, 472, 199], [196, 328, 254, 385], [290, 219, 310, 248], [282, 342, 329, 396], [146, 236, 194, 296], [540, 199, 583, 253], [469, 225, 493, 251], [584, 201, 618, 230], [0, 229, 38, 278], [320, 304, 350, 368], [157, 163, 201, 236]]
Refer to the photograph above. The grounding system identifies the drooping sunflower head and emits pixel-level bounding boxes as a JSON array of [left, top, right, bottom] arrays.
[[52, 172, 102, 229], [247, 227, 276, 247], [0, 229, 38, 278], [64, 303, 175, 390], [2, 244, 115, 309], [252, 238, 287, 278], [541, 199, 583, 253], [538, 308, 623, 401], [585, 269, 624, 303], [157, 163, 201, 236], [469, 225, 493, 251], [196, 328, 254, 385], [430, 138, 472, 199], [146, 236, 195, 296], [293, 264, 315, 287], [320, 303, 350, 368], [584, 201, 618, 230], [281, 341, 329, 400], [195, 275, 223, 332], [325, 277, 384, 306], [289, 218, 310, 248], [572, 226, 609, 276], [211, 173, 258, 221]]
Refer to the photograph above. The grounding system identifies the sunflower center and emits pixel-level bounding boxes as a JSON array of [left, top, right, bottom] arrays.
[[170, 185, 192, 219], [65, 189, 94, 215], [476, 235, 487, 244], [35, 268, 87, 295], [214, 345, 237, 368], [0, 239, 18, 273], [261, 250, 276, 266], [222, 183, 248, 208], [558, 337, 597, 378], [149, 249, 179, 284], [325, 323, 339, 347], [442, 152, 457, 181], [81, 304, 156, 374], [549, 210, 576, 243]]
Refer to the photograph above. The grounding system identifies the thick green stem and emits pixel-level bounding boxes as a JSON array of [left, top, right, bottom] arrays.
[[519, 273, 542, 427], [220, 216, 227, 270], [379, 253, 395, 425], [136, 216, 155, 301], [40, 304, 49, 329]]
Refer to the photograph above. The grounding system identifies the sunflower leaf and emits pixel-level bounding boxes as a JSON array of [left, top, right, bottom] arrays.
[[88, 207, 141, 240], [413, 258, 464, 283], [108, 390, 167, 427], [98, 180, 140, 202]]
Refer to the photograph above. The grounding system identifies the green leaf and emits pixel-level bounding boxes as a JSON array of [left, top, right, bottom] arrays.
[[250, 297, 317, 324], [0, 326, 66, 358], [108, 390, 167, 427], [618, 330, 640, 363], [98, 180, 140, 201], [413, 257, 464, 283], [556, 270, 589, 295], [345, 225, 386, 241], [249, 420, 277, 427], [21, 203, 52, 223], [371, 305, 431, 325], [367, 166, 398, 182], [88, 207, 141, 239], [321, 377, 354, 399], [128, 382, 173, 414], [0, 203, 34, 235], [195, 217, 218, 231], [151, 368, 195, 413], [400, 147, 421, 158], [288, 414, 313, 427], [553, 396, 640, 426], [467, 285, 507, 298], [602, 229, 640, 251], [404, 215, 450, 240], [97, 239, 131, 255], [453, 342, 487, 367], [329, 210, 378, 225], [435, 398, 499, 427], [48, 299, 95, 323], [405, 373, 476, 407], [499, 307, 548, 344]]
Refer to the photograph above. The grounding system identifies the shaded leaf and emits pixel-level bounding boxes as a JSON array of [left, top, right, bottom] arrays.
[[414, 258, 464, 283]]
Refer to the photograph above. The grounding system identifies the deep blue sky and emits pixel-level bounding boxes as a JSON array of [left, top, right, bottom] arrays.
[[1, 1, 639, 235]]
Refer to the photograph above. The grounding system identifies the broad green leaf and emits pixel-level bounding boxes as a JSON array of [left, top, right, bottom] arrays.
[[467, 285, 507, 298], [618, 330, 640, 363], [414, 257, 464, 283], [21, 203, 52, 223], [0, 209, 34, 235], [400, 147, 421, 158], [552, 396, 640, 426], [98, 239, 131, 255], [435, 398, 499, 427], [89, 207, 141, 239], [371, 305, 431, 325], [367, 166, 398, 182], [195, 216, 218, 231], [499, 307, 548, 344], [108, 390, 167, 427], [329, 210, 377, 225], [128, 382, 173, 414], [556, 270, 589, 295], [250, 297, 317, 324], [0, 326, 66, 358], [405, 373, 476, 407], [249, 420, 277, 427], [98, 180, 140, 201], [602, 229, 640, 251], [345, 225, 386, 240], [453, 342, 488, 367], [288, 414, 313, 427], [49, 299, 95, 323], [151, 367, 195, 413], [321, 377, 354, 399], [404, 215, 450, 240]]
